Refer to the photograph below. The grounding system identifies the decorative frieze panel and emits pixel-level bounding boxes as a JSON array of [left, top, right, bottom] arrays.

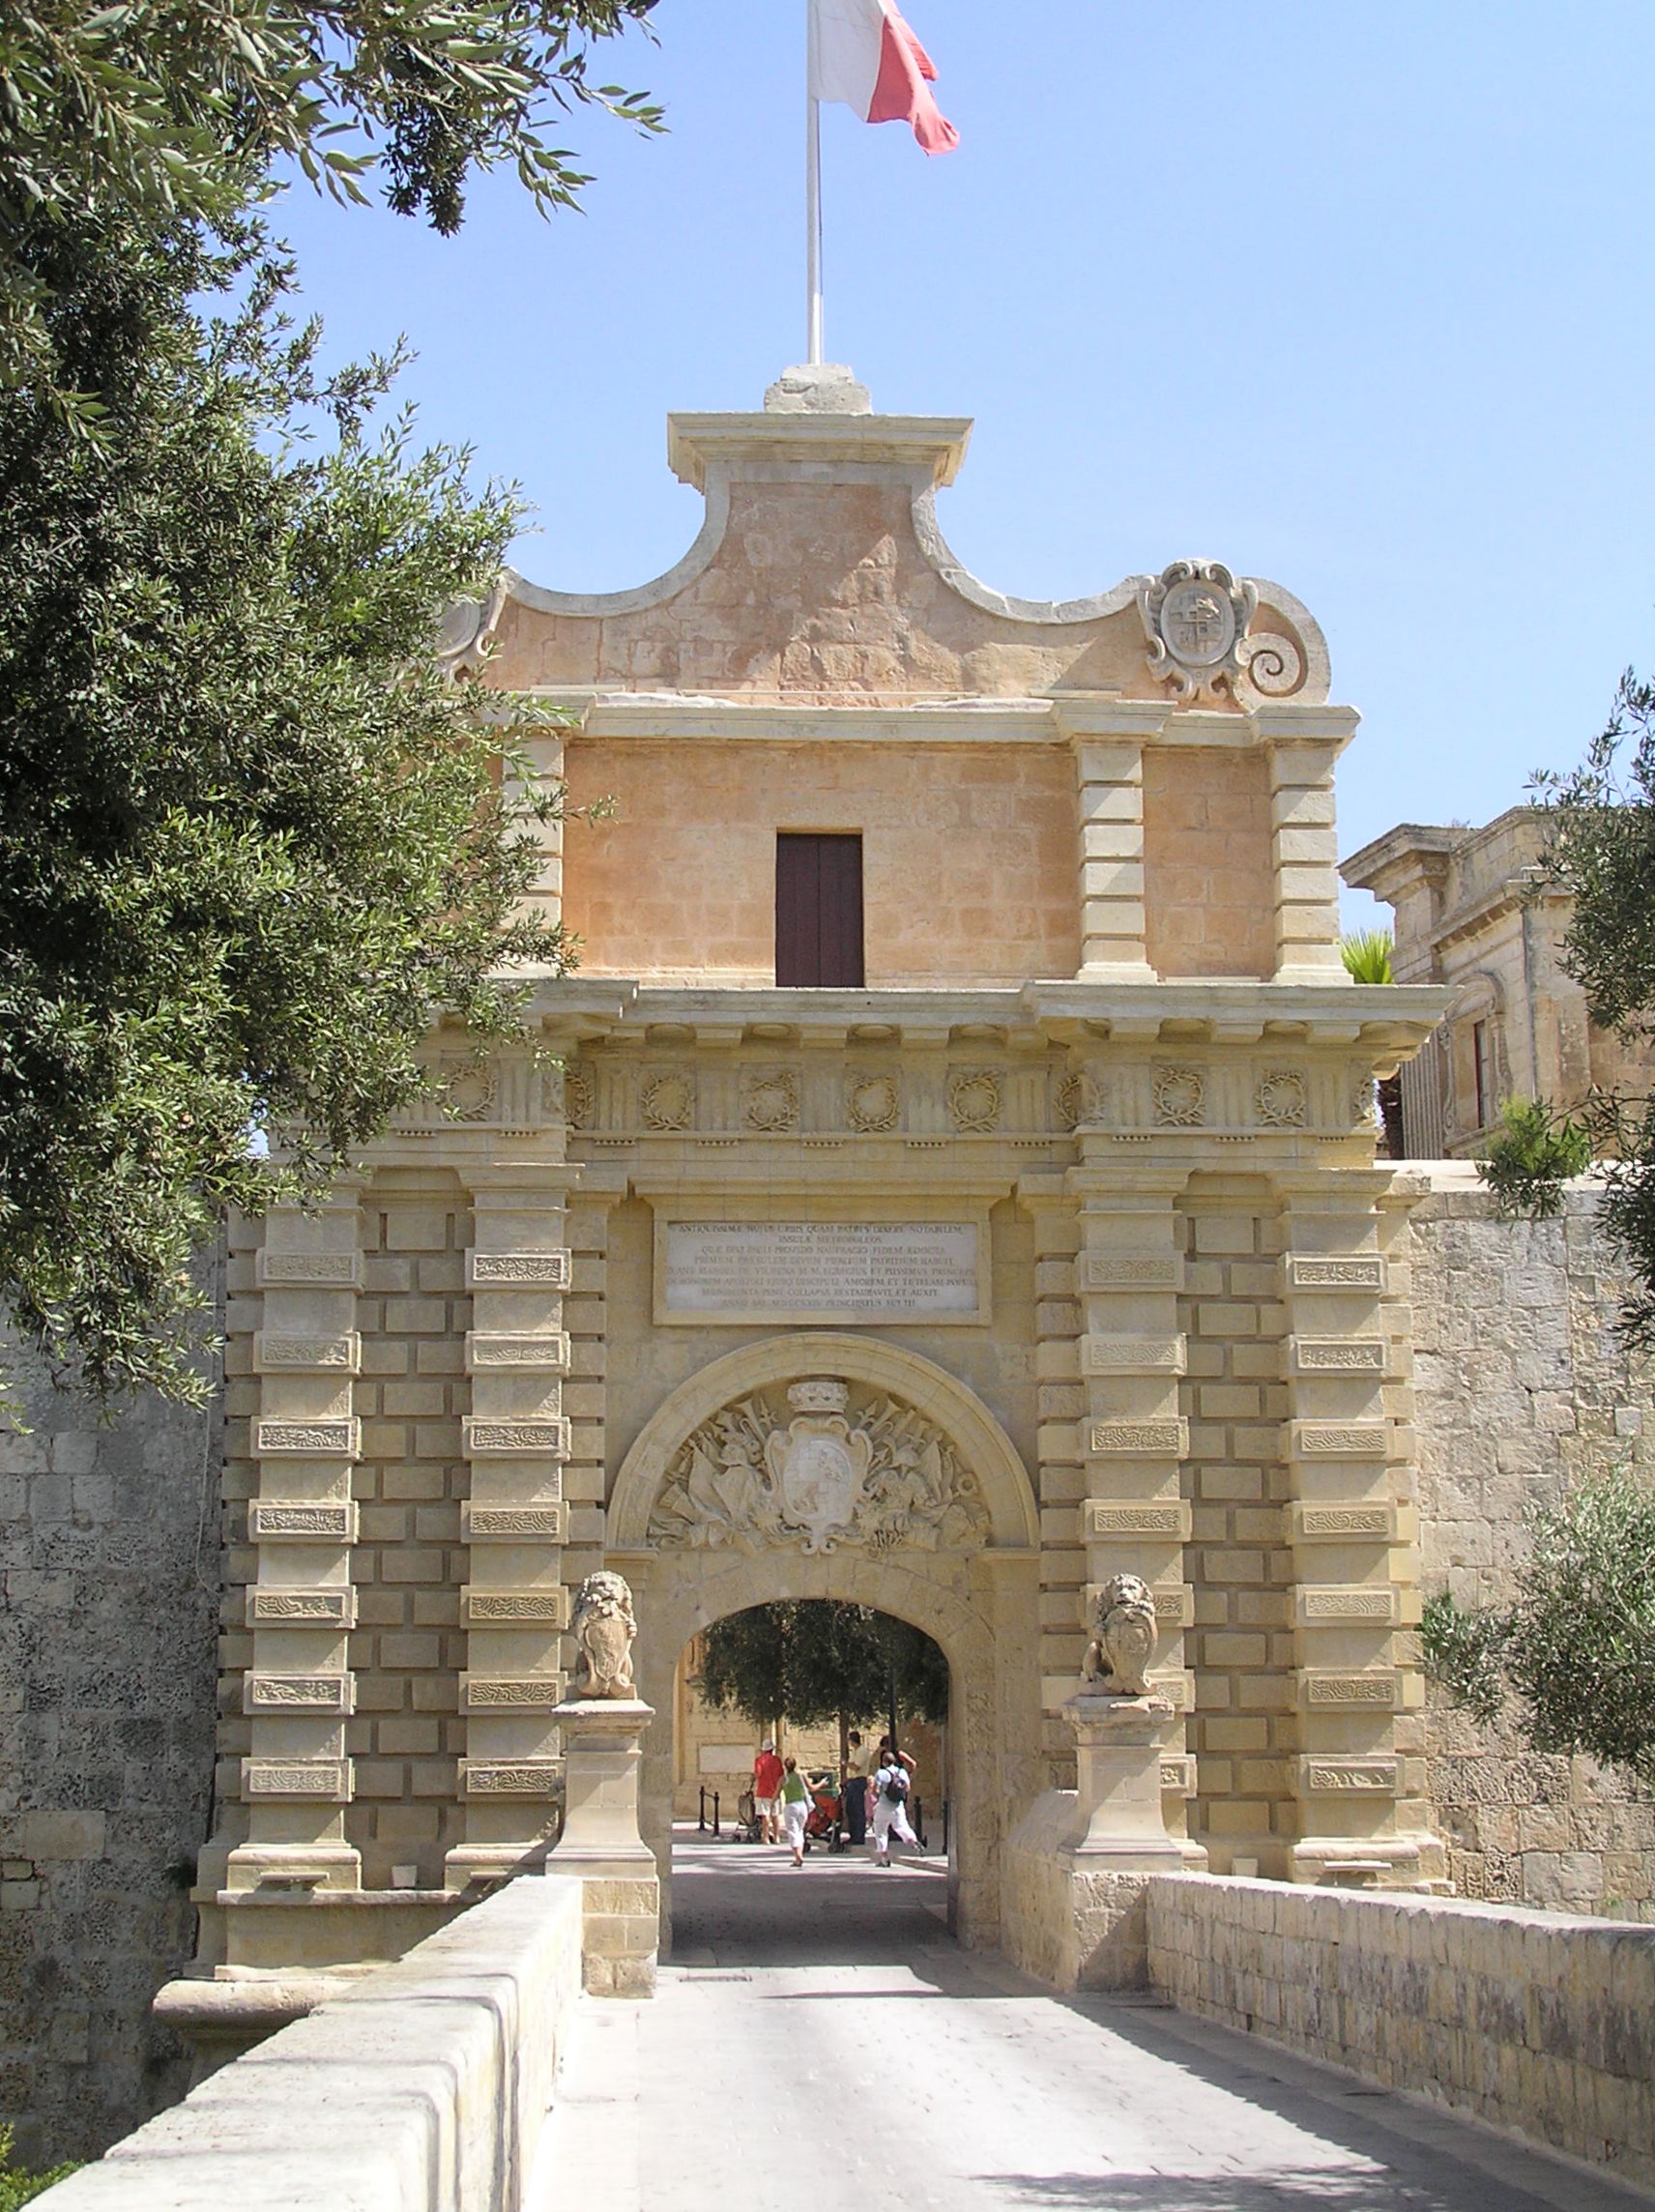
[[247, 1587, 357, 1628], [461, 1501, 568, 1544], [1285, 1255, 1386, 1294], [462, 1586, 570, 1626], [254, 1250, 364, 1291], [1290, 1338, 1387, 1375], [461, 1416, 572, 1459], [1082, 1253, 1184, 1292], [1293, 1586, 1400, 1626], [247, 1500, 360, 1543], [1083, 1334, 1186, 1376], [460, 1675, 566, 1712], [466, 1249, 572, 1291], [845, 1073, 901, 1132], [1083, 1499, 1194, 1541], [1151, 1065, 1206, 1128], [460, 1761, 565, 1798], [1255, 1069, 1308, 1128], [1159, 1755, 1198, 1797], [465, 1331, 572, 1375], [1300, 1757, 1399, 1795], [1086, 1582, 1193, 1628], [253, 1333, 362, 1374], [244, 1673, 355, 1714], [254, 1418, 362, 1459], [242, 1759, 353, 1801], [1088, 1419, 1188, 1457], [1290, 1501, 1398, 1543], [1290, 1422, 1388, 1459], [1301, 1670, 1401, 1708]]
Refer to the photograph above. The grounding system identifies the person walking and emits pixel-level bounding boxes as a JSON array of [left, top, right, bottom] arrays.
[[779, 1756, 812, 1867], [868, 1739, 917, 1868], [752, 1739, 784, 1845], [841, 1730, 870, 1848]]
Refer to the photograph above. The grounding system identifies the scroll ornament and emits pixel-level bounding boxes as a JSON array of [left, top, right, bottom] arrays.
[[647, 1377, 991, 1557], [570, 1571, 638, 1699], [1081, 1572, 1159, 1697]]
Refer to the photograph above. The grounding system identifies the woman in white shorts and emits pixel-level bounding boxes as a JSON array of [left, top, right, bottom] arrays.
[[868, 1746, 918, 1867], [778, 1756, 812, 1866]]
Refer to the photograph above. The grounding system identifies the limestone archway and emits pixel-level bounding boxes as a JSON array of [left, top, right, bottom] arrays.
[[605, 1336, 1042, 1951]]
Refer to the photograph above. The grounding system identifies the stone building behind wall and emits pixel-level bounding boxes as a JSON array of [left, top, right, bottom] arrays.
[[1342, 808, 1652, 1157]]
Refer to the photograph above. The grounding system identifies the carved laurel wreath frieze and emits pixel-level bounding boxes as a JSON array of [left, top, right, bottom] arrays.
[[647, 1376, 991, 1557], [846, 1072, 901, 1132], [948, 1069, 1002, 1134], [564, 1063, 595, 1131], [1255, 1069, 1308, 1129], [1151, 1065, 1206, 1128], [742, 1069, 799, 1133], [641, 1071, 695, 1132]]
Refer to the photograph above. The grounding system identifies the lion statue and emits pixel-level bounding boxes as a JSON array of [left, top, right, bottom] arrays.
[[571, 1570, 638, 1700], [1081, 1572, 1158, 1697]]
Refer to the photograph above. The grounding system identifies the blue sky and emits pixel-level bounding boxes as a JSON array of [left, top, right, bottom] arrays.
[[272, 2, 1655, 928]]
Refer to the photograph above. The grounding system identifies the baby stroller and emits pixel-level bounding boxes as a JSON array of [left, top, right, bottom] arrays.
[[802, 1770, 843, 1852]]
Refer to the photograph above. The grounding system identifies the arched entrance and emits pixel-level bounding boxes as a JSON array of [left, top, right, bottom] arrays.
[[606, 1335, 1041, 1952]]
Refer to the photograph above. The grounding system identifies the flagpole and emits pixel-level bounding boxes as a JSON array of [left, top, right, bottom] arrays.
[[805, 8, 823, 364]]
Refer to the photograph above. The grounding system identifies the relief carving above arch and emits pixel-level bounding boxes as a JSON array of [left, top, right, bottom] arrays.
[[608, 1332, 1040, 1554], [646, 1375, 990, 1557]]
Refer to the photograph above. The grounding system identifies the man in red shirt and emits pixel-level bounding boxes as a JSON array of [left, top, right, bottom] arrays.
[[751, 1740, 784, 1845]]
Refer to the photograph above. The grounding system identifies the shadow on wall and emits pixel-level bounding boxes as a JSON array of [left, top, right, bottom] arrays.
[[0, 1252, 224, 2167]]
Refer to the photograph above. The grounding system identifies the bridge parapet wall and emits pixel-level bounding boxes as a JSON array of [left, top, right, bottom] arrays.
[[1147, 1871, 1655, 2193], [32, 1872, 584, 2212]]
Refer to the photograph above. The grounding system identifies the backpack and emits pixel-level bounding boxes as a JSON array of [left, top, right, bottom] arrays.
[[882, 1766, 911, 1805]]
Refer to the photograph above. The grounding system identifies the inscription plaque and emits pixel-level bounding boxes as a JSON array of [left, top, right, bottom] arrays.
[[658, 1220, 983, 1324]]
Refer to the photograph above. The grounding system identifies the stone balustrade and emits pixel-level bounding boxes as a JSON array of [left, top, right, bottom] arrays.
[[33, 1874, 584, 2212], [1146, 1873, 1655, 2193]]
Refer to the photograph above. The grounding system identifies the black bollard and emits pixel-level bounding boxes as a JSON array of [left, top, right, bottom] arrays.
[[712, 1790, 720, 1839], [698, 1784, 707, 1833]]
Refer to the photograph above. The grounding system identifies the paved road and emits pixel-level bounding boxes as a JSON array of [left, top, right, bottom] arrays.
[[535, 1834, 1649, 2212]]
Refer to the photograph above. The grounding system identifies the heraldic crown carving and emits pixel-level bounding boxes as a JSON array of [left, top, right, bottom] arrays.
[[1081, 1571, 1159, 1697], [647, 1375, 990, 1557], [571, 1570, 638, 1699]]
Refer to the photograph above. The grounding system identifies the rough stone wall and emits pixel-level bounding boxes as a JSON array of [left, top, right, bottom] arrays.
[[1146, 1872, 1655, 2191], [1410, 1175, 1655, 1920], [0, 1275, 222, 2168]]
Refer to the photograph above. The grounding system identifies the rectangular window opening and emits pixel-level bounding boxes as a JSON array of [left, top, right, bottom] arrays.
[[775, 832, 864, 988]]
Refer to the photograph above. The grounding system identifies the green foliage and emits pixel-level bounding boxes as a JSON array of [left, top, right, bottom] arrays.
[[1339, 928, 1394, 985], [1421, 1471, 1655, 1786], [0, 0, 662, 412], [0, 210, 572, 1404], [1419, 1589, 1507, 1725], [1478, 1097, 1593, 1220], [1489, 680, 1655, 1341], [696, 1603, 950, 1736], [0, 2126, 77, 2210]]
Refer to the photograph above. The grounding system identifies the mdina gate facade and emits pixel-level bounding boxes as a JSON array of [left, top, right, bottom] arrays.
[[173, 364, 1449, 2029]]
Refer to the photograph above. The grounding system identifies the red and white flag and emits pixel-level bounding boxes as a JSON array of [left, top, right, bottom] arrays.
[[808, 0, 959, 155]]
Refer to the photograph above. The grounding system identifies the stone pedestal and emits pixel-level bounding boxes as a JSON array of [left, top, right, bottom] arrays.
[[1003, 1692, 1202, 1992], [546, 1699, 658, 1996]]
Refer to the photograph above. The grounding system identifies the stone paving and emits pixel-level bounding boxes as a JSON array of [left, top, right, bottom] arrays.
[[534, 1833, 1651, 2212]]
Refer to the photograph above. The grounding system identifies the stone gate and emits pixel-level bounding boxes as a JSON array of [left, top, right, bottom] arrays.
[[188, 361, 1451, 1994]]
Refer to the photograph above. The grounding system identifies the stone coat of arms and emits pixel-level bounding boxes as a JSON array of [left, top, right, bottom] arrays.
[[648, 1377, 990, 1557]]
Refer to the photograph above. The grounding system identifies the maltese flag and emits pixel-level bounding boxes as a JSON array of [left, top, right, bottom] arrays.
[[809, 0, 960, 155]]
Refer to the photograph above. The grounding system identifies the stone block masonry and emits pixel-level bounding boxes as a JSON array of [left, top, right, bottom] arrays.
[[0, 1271, 223, 2168], [1145, 1872, 1655, 2193], [1410, 1174, 1655, 1921]]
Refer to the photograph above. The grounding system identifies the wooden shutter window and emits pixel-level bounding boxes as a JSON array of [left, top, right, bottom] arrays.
[[775, 833, 864, 987]]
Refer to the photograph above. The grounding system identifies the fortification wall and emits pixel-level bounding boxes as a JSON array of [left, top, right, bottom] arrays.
[[1410, 1174, 1655, 1920], [0, 1269, 222, 2168]]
